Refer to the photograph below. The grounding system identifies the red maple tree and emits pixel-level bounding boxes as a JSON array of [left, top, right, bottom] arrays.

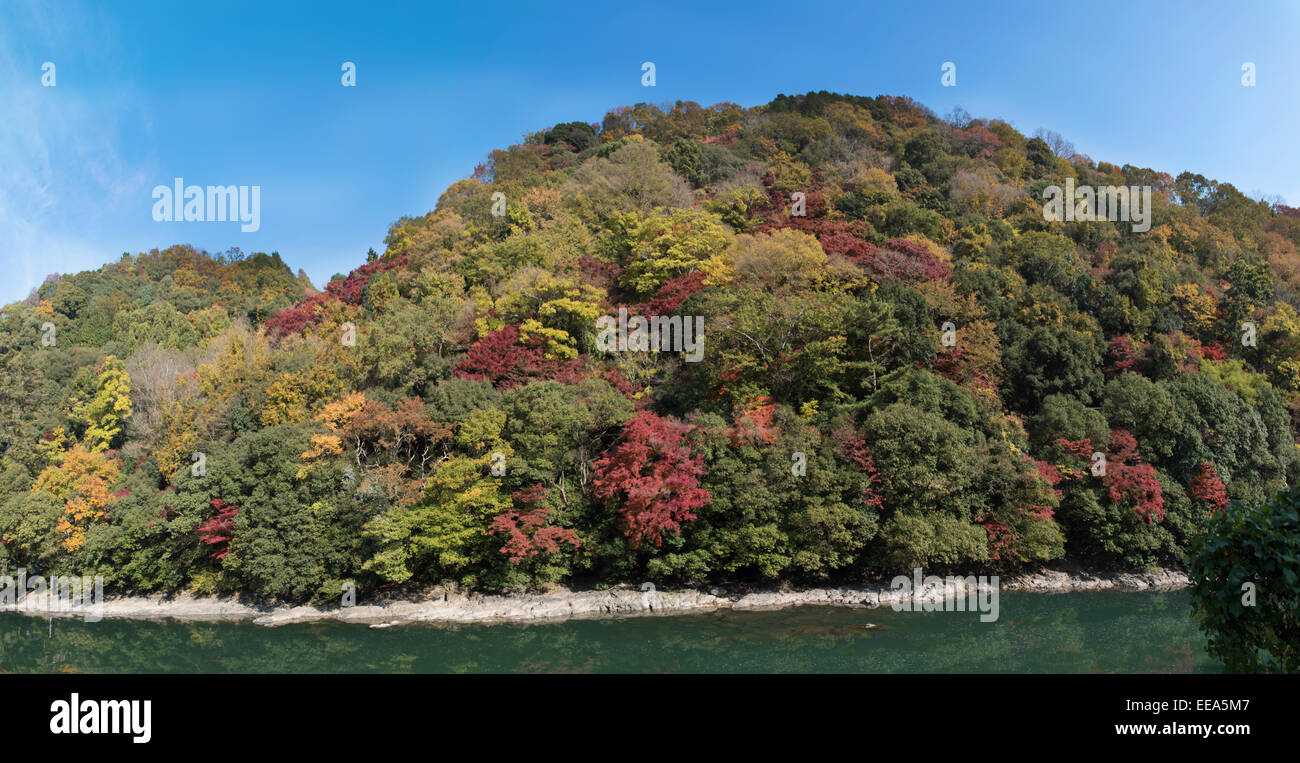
[[832, 427, 885, 511], [1104, 336, 1140, 377], [453, 324, 584, 390], [265, 255, 408, 340], [639, 270, 707, 315], [1053, 430, 1165, 524], [728, 395, 779, 445], [854, 238, 952, 284], [196, 499, 240, 559], [489, 485, 581, 564], [1104, 430, 1165, 524], [1189, 462, 1229, 513], [591, 411, 711, 548]]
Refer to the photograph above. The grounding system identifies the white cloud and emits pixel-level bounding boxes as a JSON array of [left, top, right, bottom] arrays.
[[0, 0, 154, 305]]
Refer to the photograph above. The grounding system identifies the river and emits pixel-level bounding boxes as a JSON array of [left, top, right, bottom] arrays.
[[0, 589, 1213, 673]]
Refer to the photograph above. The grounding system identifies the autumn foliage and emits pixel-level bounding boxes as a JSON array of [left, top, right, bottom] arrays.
[[1103, 430, 1166, 525], [1055, 430, 1165, 524], [1190, 462, 1229, 513], [9, 88, 1300, 604], [832, 428, 885, 511], [196, 499, 240, 559], [489, 485, 581, 564], [265, 255, 408, 339], [591, 411, 711, 548], [454, 324, 584, 390], [32, 445, 122, 553]]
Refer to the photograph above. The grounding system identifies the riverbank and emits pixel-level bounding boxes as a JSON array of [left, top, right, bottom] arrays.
[[0, 564, 1189, 628]]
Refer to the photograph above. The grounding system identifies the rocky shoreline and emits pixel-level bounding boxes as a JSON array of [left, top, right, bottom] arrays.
[[0, 564, 1189, 628]]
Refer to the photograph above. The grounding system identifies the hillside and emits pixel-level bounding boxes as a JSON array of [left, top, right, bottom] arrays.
[[4, 90, 1300, 602]]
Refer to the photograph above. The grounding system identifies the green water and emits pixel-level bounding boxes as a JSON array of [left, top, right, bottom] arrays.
[[0, 590, 1214, 673]]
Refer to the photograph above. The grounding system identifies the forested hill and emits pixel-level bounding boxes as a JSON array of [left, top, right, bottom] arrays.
[[4, 91, 1300, 601]]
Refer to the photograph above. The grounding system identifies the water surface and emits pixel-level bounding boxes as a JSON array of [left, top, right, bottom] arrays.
[[0, 590, 1213, 673]]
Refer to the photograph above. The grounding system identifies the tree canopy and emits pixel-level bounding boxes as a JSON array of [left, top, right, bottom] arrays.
[[3, 91, 1299, 615]]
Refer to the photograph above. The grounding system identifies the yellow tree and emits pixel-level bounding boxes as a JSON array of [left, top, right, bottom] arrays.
[[621, 208, 734, 296], [1171, 283, 1218, 336], [705, 229, 828, 294], [259, 366, 342, 426], [32, 445, 122, 553], [72, 355, 132, 452], [486, 272, 604, 359], [297, 391, 366, 478], [1261, 302, 1300, 394]]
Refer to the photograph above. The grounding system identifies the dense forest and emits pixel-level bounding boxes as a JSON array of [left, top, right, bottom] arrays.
[[4, 91, 1300, 603]]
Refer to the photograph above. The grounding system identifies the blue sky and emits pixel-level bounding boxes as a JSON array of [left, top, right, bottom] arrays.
[[2, 0, 1298, 305]]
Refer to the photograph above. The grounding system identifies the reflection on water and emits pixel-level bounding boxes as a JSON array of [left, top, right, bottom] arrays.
[[0, 590, 1215, 674]]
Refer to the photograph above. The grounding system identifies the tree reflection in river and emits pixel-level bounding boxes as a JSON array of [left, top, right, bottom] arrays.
[[0, 590, 1215, 674]]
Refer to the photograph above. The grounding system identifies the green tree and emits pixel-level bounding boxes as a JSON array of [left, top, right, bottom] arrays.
[[364, 455, 513, 586], [1188, 487, 1300, 672], [544, 121, 597, 152], [1003, 325, 1104, 411]]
